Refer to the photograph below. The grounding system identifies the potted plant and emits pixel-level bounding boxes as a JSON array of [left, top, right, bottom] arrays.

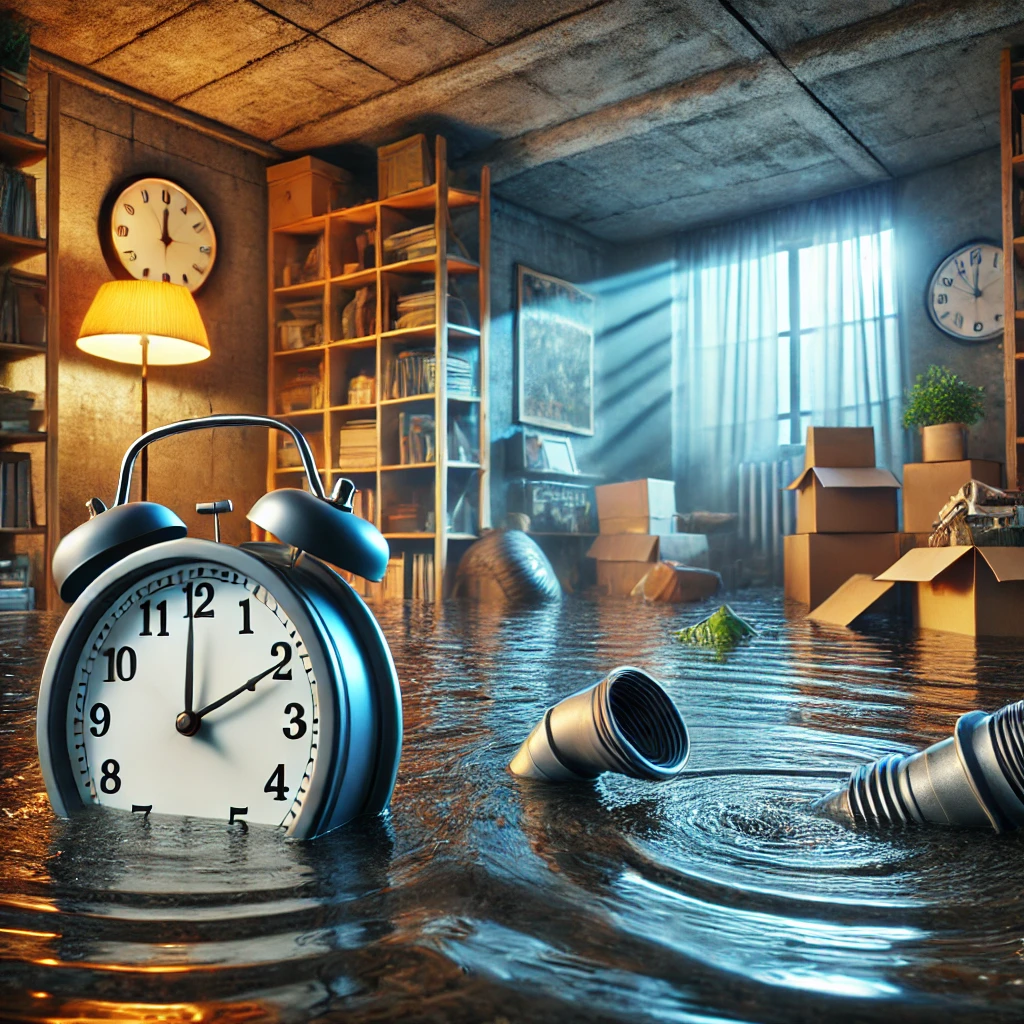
[[0, 12, 30, 78], [902, 365, 985, 463]]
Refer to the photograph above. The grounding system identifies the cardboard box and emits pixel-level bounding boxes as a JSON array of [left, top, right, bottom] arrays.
[[786, 467, 899, 533], [587, 533, 709, 595], [804, 427, 875, 469], [596, 478, 676, 534], [815, 546, 1024, 637], [783, 532, 903, 607], [902, 460, 1003, 533], [267, 156, 356, 228]]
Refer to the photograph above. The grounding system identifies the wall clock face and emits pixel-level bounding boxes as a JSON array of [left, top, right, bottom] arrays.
[[63, 559, 318, 830], [927, 241, 1004, 342], [106, 177, 217, 292]]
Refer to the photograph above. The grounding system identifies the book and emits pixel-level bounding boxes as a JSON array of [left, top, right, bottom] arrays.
[[0, 451, 30, 527]]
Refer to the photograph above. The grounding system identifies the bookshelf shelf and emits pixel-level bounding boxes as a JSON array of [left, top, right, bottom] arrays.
[[0, 342, 45, 361], [267, 136, 490, 602], [0, 232, 46, 266], [0, 66, 58, 608], [0, 130, 46, 169], [274, 344, 326, 359]]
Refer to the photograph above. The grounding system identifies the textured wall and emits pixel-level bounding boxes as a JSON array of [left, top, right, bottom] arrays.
[[487, 198, 610, 522], [57, 82, 268, 559], [895, 147, 1005, 467]]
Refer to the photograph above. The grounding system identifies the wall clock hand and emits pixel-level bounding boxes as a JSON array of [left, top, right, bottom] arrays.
[[176, 661, 280, 735], [184, 615, 194, 714]]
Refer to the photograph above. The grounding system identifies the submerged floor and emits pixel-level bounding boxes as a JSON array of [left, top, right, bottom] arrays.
[[3, 592, 1024, 1023]]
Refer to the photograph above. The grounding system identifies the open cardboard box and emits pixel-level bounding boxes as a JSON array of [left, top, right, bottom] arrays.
[[784, 532, 906, 608], [786, 466, 899, 533], [587, 533, 708, 595], [807, 545, 1024, 637], [902, 460, 1002, 533]]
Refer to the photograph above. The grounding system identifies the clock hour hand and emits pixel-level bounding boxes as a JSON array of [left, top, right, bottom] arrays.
[[176, 662, 279, 735], [184, 615, 194, 714], [161, 207, 172, 248]]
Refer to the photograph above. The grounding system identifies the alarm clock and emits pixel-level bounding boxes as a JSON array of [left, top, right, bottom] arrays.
[[36, 414, 402, 840]]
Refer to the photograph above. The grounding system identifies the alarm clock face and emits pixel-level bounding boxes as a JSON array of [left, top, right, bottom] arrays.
[[63, 559, 319, 830], [106, 177, 217, 292], [927, 241, 1004, 342]]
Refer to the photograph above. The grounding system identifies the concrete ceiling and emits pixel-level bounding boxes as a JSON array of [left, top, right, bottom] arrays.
[[19, 0, 1024, 242]]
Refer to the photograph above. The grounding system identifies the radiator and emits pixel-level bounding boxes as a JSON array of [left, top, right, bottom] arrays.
[[737, 456, 800, 582]]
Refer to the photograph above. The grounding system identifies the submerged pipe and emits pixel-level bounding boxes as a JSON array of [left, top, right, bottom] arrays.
[[509, 666, 689, 782], [816, 701, 1024, 833]]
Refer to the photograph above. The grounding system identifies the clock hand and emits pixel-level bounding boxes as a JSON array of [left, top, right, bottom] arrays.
[[176, 662, 280, 736], [161, 207, 172, 248], [184, 614, 194, 714], [973, 264, 980, 298]]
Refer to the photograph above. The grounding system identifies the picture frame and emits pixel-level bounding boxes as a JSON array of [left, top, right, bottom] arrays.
[[516, 265, 595, 436], [523, 430, 578, 474]]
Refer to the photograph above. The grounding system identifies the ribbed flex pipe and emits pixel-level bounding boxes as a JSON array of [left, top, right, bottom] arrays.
[[816, 701, 1024, 833], [509, 667, 689, 782]]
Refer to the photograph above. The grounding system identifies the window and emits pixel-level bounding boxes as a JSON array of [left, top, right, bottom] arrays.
[[776, 227, 899, 445]]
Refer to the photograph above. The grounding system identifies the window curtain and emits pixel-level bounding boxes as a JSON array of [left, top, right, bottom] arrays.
[[673, 182, 903, 513], [674, 214, 781, 513]]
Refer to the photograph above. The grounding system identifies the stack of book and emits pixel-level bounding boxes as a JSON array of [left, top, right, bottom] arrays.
[[0, 451, 31, 527], [410, 553, 435, 602], [0, 385, 34, 432], [398, 412, 435, 464], [338, 286, 375, 340], [392, 286, 474, 331], [277, 365, 322, 412], [383, 224, 435, 263], [339, 419, 377, 469], [0, 552, 32, 611], [276, 299, 322, 351], [447, 353, 474, 397], [0, 165, 37, 238], [382, 350, 476, 399]]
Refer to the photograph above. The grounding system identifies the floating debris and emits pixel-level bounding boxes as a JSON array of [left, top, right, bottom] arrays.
[[674, 604, 758, 652]]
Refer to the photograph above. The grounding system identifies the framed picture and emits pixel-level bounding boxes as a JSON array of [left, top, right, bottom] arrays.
[[523, 430, 578, 474], [516, 266, 595, 435]]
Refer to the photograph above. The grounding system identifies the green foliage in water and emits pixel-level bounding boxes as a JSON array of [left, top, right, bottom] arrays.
[[674, 604, 758, 652], [902, 365, 984, 429], [0, 11, 29, 75]]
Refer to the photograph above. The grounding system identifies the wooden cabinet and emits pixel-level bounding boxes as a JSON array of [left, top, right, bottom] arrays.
[[1002, 48, 1024, 487], [266, 136, 490, 601]]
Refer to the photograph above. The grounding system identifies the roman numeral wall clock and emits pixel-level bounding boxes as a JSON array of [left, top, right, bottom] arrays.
[[101, 176, 217, 293]]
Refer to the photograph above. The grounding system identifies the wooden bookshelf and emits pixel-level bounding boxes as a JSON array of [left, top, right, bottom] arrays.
[[1003, 49, 1024, 487], [0, 65, 59, 608], [266, 136, 491, 601]]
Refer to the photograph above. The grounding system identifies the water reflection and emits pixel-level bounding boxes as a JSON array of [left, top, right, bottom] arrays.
[[6, 596, 1024, 1022]]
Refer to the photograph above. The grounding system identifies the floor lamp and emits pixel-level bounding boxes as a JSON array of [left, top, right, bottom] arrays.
[[76, 280, 210, 501]]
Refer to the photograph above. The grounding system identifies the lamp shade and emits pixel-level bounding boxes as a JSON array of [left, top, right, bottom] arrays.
[[76, 280, 210, 366]]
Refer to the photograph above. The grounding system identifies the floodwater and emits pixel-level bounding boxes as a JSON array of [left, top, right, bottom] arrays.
[[3, 593, 1024, 1023]]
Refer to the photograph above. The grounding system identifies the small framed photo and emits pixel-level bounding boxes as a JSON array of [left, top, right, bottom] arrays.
[[523, 430, 577, 474]]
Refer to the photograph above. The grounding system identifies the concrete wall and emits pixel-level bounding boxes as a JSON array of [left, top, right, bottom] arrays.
[[894, 148, 1004, 466], [487, 198, 610, 522], [56, 82, 268, 553]]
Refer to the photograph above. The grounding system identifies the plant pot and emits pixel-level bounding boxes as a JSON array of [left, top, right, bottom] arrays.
[[921, 422, 966, 463]]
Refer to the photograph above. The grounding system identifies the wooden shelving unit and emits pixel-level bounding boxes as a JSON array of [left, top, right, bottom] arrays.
[[1002, 49, 1024, 487], [267, 136, 490, 601], [0, 66, 59, 608]]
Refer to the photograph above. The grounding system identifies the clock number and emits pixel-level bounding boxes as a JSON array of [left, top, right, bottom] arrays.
[[115, 225, 128, 237], [264, 764, 288, 801], [89, 702, 110, 737], [102, 646, 137, 682], [123, 250, 137, 261], [970, 248, 982, 265], [192, 263, 206, 275], [193, 221, 204, 233], [953, 312, 964, 329], [283, 702, 307, 739], [942, 276, 953, 286], [199, 245, 211, 255], [936, 293, 947, 304], [100, 759, 121, 794], [161, 272, 171, 282], [161, 188, 171, 204], [141, 189, 149, 203], [238, 598, 254, 634], [140, 599, 169, 637], [974, 322, 984, 332], [271, 641, 292, 680], [123, 203, 135, 215], [183, 581, 215, 618]]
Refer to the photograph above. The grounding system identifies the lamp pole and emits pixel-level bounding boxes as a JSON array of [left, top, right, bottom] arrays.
[[140, 334, 149, 502]]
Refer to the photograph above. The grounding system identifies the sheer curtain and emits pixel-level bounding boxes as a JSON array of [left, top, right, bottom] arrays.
[[673, 182, 903, 513]]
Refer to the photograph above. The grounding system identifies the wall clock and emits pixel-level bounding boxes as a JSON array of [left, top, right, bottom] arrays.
[[926, 240, 1004, 342], [36, 414, 402, 840], [104, 176, 217, 292]]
